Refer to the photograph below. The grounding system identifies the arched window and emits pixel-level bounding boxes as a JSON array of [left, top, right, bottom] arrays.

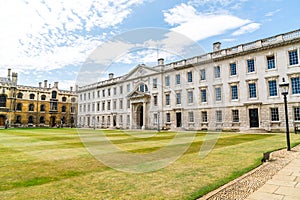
[[71, 97, 76, 102], [29, 94, 35, 99], [17, 93, 23, 99], [16, 115, 21, 123], [16, 103, 22, 111], [29, 104, 34, 111], [62, 97, 67, 102], [62, 106, 66, 112], [28, 116, 34, 123], [40, 116, 45, 124], [41, 95, 46, 100], [40, 104, 45, 112], [0, 95, 6, 107], [138, 83, 148, 92], [52, 91, 57, 99]]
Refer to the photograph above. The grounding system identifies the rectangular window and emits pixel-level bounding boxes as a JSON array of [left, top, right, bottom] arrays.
[[153, 78, 157, 88], [271, 108, 279, 121], [247, 59, 255, 73], [230, 63, 237, 76], [214, 66, 221, 78], [267, 55, 275, 69], [87, 104, 90, 112], [201, 89, 207, 103], [166, 113, 171, 122], [92, 103, 95, 111], [102, 102, 105, 111], [165, 94, 170, 105], [119, 100, 123, 110], [231, 85, 238, 100], [215, 87, 222, 101], [165, 76, 170, 86], [153, 113, 157, 125], [92, 92, 95, 99], [127, 99, 130, 109], [291, 77, 300, 94], [176, 92, 181, 104], [120, 86, 123, 94], [216, 111, 222, 122], [120, 115, 123, 123], [127, 84, 130, 93], [97, 90, 100, 98], [108, 88, 111, 96], [232, 110, 239, 122], [289, 50, 299, 65], [127, 115, 130, 125], [176, 74, 181, 84], [188, 112, 194, 122], [97, 103, 100, 111], [268, 80, 278, 96], [113, 100, 116, 109], [249, 83, 257, 98], [107, 101, 111, 110], [102, 90, 105, 97], [200, 69, 206, 80], [113, 87, 117, 95], [88, 93, 90, 99], [188, 91, 193, 103], [187, 71, 193, 82], [153, 95, 158, 106], [202, 111, 208, 122], [294, 107, 300, 121]]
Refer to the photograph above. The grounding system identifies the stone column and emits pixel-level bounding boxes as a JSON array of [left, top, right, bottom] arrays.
[[142, 102, 146, 130], [130, 104, 133, 129]]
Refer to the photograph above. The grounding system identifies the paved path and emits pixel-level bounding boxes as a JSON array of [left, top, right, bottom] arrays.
[[246, 156, 300, 200]]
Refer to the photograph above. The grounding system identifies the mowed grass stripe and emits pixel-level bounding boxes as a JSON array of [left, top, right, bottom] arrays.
[[0, 129, 300, 199]]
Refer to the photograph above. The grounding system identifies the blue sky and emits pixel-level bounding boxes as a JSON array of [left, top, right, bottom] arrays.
[[0, 0, 299, 89]]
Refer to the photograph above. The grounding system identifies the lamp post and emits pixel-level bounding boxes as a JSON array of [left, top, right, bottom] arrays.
[[279, 78, 291, 151]]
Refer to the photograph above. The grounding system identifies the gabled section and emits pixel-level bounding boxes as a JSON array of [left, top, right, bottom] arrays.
[[127, 90, 150, 99], [123, 64, 159, 81]]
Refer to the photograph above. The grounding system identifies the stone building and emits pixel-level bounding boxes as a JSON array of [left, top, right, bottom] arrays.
[[77, 29, 300, 132], [0, 70, 77, 127]]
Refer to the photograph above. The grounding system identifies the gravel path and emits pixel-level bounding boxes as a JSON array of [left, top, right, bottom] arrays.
[[198, 144, 300, 200]]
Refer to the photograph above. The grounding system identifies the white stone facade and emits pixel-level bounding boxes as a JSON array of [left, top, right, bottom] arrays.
[[78, 29, 300, 132]]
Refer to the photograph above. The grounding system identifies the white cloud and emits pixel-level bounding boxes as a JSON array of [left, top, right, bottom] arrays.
[[0, 0, 144, 73], [163, 3, 251, 41], [232, 22, 261, 36], [265, 9, 281, 17]]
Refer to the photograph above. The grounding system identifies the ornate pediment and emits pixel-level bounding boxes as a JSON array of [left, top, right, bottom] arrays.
[[123, 64, 159, 81], [127, 90, 150, 101]]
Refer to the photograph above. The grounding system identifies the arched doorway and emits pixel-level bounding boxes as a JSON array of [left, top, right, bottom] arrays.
[[50, 116, 56, 127], [136, 105, 143, 129]]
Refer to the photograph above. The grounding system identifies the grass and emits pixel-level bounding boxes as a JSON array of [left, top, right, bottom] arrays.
[[0, 128, 300, 199]]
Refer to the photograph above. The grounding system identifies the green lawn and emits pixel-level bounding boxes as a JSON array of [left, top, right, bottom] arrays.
[[0, 128, 300, 200]]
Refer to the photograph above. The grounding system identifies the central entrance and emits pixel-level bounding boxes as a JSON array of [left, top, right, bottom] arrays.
[[136, 104, 143, 129]]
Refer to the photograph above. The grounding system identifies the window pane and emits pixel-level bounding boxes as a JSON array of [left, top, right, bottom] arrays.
[[271, 108, 279, 121], [291, 77, 300, 94], [230, 63, 237, 76], [231, 85, 238, 100], [247, 59, 255, 72], [201, 89, 207, 102], [249, 83, 257, 98], [268, 80, 278, 96], [289, 50, 298, 65], [215, 88, 221, 101], [267, 56, 275, 69]]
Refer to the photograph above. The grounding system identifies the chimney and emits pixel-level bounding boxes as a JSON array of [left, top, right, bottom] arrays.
[[12, 72, 18, 85], [70, 86, 73, 92], [54, 82, 58, 89], [44, 80, 48, 88], [7, 68, 11, 80], [39, 82, 42, 88], [109, 73, 114, 79], [213, 42, 221, 52]]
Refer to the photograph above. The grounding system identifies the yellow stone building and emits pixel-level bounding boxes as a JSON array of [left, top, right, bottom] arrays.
[[0, 69, 77, 128]]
